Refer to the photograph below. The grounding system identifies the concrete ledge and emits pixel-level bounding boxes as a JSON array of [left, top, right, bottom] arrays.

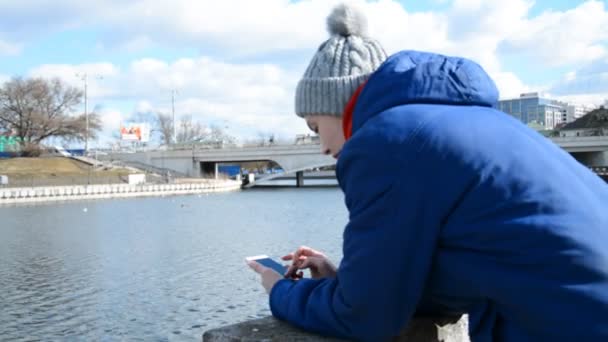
[[203, 315, 469, 342]]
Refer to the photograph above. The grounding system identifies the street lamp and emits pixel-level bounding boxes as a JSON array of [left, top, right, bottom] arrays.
[[76, 72, 103, 154], [171, 89, 178, 145]]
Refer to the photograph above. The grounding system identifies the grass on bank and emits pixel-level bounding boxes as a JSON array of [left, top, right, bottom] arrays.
[[0, 157, 134, 187]]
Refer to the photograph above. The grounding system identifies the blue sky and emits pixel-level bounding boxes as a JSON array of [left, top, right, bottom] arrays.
[[0, 0, 607, 147]]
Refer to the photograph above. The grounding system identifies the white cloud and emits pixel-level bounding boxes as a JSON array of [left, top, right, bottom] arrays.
[[363, 2, 449, 54], [134, 101, 155, 114], [0, 1, 122, 34], [4, 0, 603, 67], [440, 0, 532, 70], [118, 35, 155, 53], [122, 57, 297, 105], [0, 39, 21, 55], [549, 58, 608, 105], [29, 63, 120, 100], [29, 62, 119, 79], [105, 0, 334, 54], [99, 108, 123, 131], [500, 1, 608, 66], [26, 57, 305, 143], [491, 71, 534, 99], [554, 94, 607, 107], [3, 0, 608, 139], [551, 59, 608, 94]]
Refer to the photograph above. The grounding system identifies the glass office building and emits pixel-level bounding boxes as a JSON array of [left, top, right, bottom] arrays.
[[499, 92, 568, 129]]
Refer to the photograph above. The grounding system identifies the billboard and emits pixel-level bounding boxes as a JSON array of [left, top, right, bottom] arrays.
[[0, 135, 22, 153], [120, 123, 150, 142]]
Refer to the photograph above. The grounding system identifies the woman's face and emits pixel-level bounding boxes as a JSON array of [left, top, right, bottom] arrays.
[[305, 115, 345, 159]]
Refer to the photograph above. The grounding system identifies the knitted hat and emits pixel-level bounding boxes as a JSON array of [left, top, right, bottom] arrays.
[[295, 3, 387, 118]]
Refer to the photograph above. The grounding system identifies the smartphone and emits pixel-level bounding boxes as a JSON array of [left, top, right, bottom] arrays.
[[245, 255, 287, 275]]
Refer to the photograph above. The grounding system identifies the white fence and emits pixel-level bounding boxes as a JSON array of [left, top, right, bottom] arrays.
[[0, 181, 242, 205]]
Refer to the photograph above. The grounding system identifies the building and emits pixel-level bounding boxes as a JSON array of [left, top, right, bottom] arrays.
[[565, 104, 595, 123], [499, 92, 568, 129], [558, 107, 608, 137]]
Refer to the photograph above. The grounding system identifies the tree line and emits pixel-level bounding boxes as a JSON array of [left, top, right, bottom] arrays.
[[0, 77, 101, 156], [0, 76, 247, 156]]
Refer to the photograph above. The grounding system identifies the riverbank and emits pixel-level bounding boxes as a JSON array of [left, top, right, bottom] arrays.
[[0, 157, 135, 187], [0, 180, 241, 205]]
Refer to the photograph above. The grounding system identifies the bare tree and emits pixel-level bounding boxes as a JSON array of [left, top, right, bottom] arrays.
[[156, 112, 205, 145], [176, 115, 204, 143], [0, 77, 101, 155], [156, 112, 174, 145], [257, 131, 268, 146], [254, 131, 279, 146], [155, 111, 237, 148], [204, 125, 236, 147]]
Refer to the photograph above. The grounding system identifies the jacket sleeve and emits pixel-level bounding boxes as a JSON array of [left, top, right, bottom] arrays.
[[269, 143, 448, 341]]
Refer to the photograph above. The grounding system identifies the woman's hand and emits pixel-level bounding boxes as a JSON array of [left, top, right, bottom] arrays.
[[283, 246, 337, 279], [247, 261, 283, 294]]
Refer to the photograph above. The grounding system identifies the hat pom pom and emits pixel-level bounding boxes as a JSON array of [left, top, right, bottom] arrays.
[[326, 3, 368, 37]]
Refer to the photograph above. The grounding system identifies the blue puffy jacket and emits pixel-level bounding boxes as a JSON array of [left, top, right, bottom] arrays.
[[270, 50, 608, 341]]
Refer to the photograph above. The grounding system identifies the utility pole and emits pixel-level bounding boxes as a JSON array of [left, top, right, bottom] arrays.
[[83, 74, 89, 153], [76, 72, 102, 154], [172, 89, 177, 144]]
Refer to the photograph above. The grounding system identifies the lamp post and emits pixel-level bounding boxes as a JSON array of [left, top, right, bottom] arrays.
[[76, 72, 103, 154], [172, 89, 178, 144]]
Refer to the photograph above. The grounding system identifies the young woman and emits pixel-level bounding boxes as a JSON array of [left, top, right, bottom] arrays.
[[248, 4, 608, 341]]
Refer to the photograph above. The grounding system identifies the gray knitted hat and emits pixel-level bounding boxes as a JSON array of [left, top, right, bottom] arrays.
[[295, 3, 387, 118]]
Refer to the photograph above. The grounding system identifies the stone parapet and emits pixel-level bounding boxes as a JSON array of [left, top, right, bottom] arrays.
[[203, 315, 469, 342]]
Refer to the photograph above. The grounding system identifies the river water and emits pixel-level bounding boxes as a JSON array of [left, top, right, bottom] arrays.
[[0, 188, 347, 341]]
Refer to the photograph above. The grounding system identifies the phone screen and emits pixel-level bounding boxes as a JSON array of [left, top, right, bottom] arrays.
[[251, 257, 287, 275]]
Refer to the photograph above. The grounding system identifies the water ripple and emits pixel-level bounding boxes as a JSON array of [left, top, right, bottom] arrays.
[[0, 189, 346, 340]]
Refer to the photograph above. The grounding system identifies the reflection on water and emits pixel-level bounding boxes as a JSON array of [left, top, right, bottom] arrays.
[[0, 188, 347, 340]]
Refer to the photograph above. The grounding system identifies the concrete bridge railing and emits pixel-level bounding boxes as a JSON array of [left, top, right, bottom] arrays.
[[552, 136, 608, 152]]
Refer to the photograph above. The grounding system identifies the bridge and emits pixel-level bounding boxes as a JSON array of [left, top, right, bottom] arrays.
[[100, 144, 336, 187], [551, 136, 608, 166], [550, 136, 608, 153], [100, 136, 608, 187]]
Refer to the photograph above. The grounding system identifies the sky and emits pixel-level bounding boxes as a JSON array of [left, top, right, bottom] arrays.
[[0, 0, 607, 147]]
